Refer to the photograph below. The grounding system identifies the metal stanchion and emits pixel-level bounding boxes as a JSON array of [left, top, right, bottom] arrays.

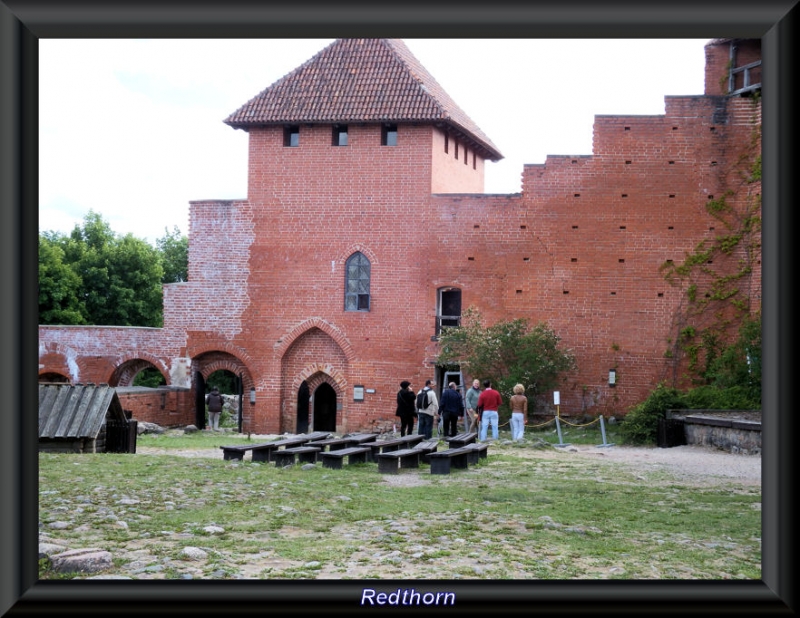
[[554, 406, 571, 448], [595, 415, 615, 448]]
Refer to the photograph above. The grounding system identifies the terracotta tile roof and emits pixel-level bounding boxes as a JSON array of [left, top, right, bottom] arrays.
[[224, 38, 503, 161]]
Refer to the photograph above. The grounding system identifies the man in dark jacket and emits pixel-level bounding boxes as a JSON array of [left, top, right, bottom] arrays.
[[439, 382, 464, 438], [206, 386, 224, 431], [395, 380, 417, 436]]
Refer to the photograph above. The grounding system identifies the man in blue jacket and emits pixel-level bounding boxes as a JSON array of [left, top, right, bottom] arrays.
[[439, 382, 465, 438]]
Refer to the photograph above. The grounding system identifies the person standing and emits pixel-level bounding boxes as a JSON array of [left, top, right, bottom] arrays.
[[395, 380, 417, 437], [509, 383, 528, 441], [438, 381, 464, 437], [206, 386, 224, 431], [416, 379, 439, 440], [477, 379, 502, 442], [464, 378, 482, 434]]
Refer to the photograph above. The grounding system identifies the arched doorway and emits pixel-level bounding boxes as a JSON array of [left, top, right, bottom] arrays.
[[313, 383, 337, 432], [39, 372, 69, 383], [296, 381, 310, 433]]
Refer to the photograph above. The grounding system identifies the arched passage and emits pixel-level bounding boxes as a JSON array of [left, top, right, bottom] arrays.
[[192, 350, 255, 432], [313, 382, 337, 432]]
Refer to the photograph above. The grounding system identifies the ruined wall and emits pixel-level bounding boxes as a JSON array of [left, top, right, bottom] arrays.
[[115, 387, 193, 427]]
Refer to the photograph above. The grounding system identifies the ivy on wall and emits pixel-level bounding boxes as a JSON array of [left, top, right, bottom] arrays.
[[659, 100, 761, 386]]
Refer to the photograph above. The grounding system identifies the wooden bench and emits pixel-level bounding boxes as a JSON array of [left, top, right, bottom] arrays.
[[445, 432, 478, 448], [320, 446, 372, 469], [376, 448, 421, 474], [428, 446, 474, 475], [272, 445, 321, 467], [309, 437, 354, 451], [220, 433, 325, 462], [412, 439, 440, 464], [464, 441, 489, 464], [220, 442, 272, 461], [250, 436, 316, 462], [342, 432, 379, 445], [368, 434, 424, 459], [302, 431, 335, 442]]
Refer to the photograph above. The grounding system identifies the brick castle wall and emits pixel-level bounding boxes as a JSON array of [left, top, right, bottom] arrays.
[[39, 40, 761, 433]]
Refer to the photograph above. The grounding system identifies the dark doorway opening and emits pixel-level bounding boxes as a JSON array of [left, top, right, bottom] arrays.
[[194, 371, 206, 428], [297, 381, 310, 433], [313, 383, 337, 432]]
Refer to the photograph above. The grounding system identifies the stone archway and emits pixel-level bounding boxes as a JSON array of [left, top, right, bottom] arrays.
[[192, 350, 256, 432], [108, 356, 168, 387]]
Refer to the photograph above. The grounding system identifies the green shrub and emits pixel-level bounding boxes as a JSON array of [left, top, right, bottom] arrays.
[[681, 384, 759, 410], [619, 383, 686, 445]]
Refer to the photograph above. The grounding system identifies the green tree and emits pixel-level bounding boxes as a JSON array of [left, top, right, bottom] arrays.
[[39, 211, 165, 327], [38, 232, 85, 324], [133, 367, 167, 387], [437, 307, 576, 415], [156, 225, 189, 283]]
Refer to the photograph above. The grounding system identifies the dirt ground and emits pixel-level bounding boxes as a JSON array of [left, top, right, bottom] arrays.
[[137, 440, 762, 487]]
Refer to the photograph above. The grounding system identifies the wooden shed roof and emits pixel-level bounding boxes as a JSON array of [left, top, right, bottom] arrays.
[[38, 383, 126, 439]]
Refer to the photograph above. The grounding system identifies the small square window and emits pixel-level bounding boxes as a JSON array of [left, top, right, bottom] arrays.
[[333, 125, 348, 146], [382, 124, 397, 146], [284, 125, 299, 147]]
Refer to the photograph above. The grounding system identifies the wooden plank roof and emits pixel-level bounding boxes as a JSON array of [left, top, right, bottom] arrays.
[[224, 38, 503, 162], [38, 383, 126, 439]]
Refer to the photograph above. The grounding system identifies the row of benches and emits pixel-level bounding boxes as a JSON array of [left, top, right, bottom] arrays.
[[219, 430, 488, 474]]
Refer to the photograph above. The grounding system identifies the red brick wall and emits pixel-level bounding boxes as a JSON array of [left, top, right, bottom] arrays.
[[431, 128, 486, 193], [39, 42, 761, 434], [115, 387, 194, 427]]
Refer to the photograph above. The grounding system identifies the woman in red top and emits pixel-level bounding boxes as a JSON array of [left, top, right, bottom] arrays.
[[476, 379, 502, 441]]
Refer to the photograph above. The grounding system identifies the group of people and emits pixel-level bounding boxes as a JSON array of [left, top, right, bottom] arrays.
[[395, 377, 528, 442]]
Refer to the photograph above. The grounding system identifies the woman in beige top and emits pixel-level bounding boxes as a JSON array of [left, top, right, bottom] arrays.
[[509, 383, 528, 442]]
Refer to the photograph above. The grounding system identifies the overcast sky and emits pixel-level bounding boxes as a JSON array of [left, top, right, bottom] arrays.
[[39, 38, 709, 244]]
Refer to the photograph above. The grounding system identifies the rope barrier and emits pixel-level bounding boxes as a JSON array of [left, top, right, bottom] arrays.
[[457, 411, 615, 448]]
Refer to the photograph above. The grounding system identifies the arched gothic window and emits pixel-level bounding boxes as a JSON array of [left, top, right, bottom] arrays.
[[345, 252, 371, 311]]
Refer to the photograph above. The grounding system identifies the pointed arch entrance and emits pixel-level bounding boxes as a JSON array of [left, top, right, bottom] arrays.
[[280, 322, 352, 434], [312, 382, 337, 432]]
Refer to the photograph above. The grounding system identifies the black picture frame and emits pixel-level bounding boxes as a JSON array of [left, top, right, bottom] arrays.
[[2, 1, 795, 615]]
